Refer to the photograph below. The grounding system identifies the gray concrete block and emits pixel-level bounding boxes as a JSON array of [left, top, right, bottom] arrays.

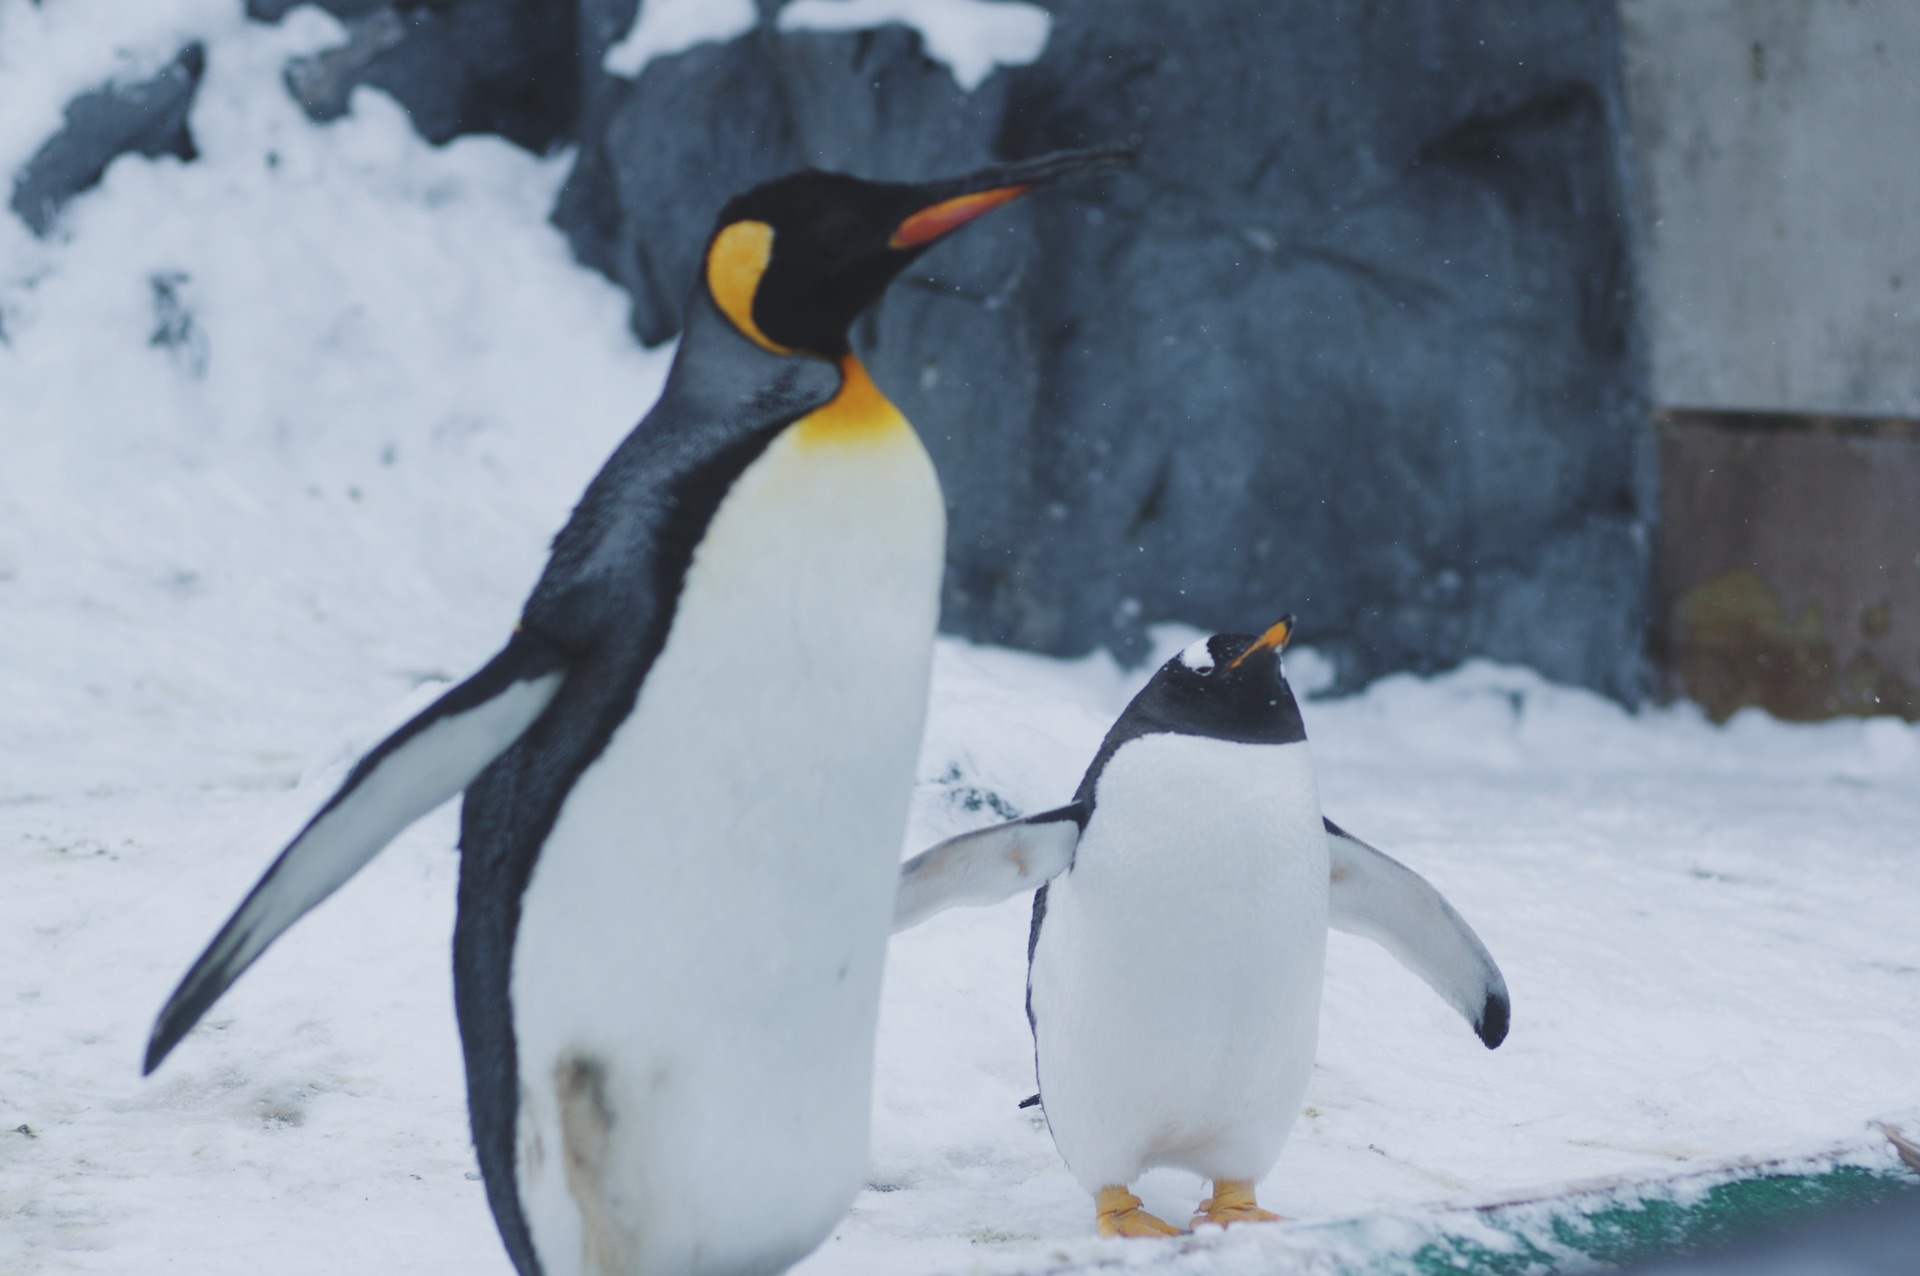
[[1621, 0, 1920, 415]]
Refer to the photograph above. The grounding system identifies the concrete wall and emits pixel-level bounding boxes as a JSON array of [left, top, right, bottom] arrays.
[[1620, 0, 1920, 416]]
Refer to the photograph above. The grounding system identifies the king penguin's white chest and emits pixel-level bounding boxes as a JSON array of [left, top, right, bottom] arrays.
[[1028, 734, 1330, 1189], [509, 403, 942, 1276]]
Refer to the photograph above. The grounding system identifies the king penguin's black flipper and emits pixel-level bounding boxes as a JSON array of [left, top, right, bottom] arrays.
[[144, 631, 569, 1074], [893, 804, 1086, 933], [1324, 818, 1512, 1048]]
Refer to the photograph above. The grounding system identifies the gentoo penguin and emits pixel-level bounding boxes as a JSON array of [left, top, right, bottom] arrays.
[[893, 617, 1510, 1237], [143, 145, 1130, 1276]]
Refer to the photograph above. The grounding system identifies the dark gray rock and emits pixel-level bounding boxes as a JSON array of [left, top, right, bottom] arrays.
[[555, 30, 798, 345], [10, 42, 205, 237], [149, 270, 210, 380], [259, 0, 579, 153], [553, 1, 1650, 699], [281, 8, 410, 122], [6, 5, 1650, 695], [574, 0, 637, 69], [215, 0, 1651, 696]]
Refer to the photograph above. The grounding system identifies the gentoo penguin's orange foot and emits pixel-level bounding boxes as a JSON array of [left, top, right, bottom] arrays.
[[1095, 1185, 1186, 1238], [1192, 1179, 1282, 1228]]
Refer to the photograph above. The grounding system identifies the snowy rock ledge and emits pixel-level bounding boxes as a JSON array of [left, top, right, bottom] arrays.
[[118, 0, 1653, 698]]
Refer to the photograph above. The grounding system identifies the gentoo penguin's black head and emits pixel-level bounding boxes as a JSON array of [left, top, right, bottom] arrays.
[[703, 145, 1131, 359], [1145, 616, 1308, 744], [1072, 617, 1307, 806], [1128, 617, 1308, 747]]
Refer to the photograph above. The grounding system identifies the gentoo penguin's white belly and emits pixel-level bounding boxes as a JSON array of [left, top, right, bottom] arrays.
[[510, 412, 943, 1276], [1029, 734, 1329, 1190]]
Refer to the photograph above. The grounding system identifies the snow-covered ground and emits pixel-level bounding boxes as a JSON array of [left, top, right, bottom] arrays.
[[3, 6, 1917, 1274]]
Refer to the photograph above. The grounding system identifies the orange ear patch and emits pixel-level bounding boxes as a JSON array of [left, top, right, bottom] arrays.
[[706, 220, 791, 355], [889, 185, 1032, 249]]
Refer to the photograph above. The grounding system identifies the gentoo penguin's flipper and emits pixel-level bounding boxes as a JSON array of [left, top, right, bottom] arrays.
[[892, 804, 1086, 933], [1324, 819, 1511, 1048], [144, 632, 568, 1073]]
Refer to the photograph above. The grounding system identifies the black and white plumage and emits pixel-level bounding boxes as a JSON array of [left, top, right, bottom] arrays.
[[146, 146, 1131, 1276], [450, 294, 921, 1276], [894, 622, 1510, 1233]]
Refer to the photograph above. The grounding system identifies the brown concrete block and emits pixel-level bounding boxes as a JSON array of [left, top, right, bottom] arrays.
[[1655, 410, 1920, 721]]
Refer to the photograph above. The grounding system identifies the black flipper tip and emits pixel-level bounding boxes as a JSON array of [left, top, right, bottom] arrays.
[[1477, 991, 1511, 1050], [142, 944, 242, 1076], [144, 995, 198, 1075]]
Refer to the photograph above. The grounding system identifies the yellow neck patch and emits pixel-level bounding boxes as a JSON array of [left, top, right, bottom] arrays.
[[706, 220, 791, 355], [795, 355, 910, 448], [707, 223, 908, 447]]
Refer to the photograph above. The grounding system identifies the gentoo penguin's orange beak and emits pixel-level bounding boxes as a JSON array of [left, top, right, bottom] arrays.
[[1228, 616, 1295, 671]]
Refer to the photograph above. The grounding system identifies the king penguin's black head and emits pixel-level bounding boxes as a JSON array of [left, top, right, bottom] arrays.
[[1127, 616, 1308, 747], [703, 145, 1131, 359]]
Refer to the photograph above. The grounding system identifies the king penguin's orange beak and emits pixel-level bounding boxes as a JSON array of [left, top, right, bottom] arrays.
[[886, 143, 1134, 251], [890, 187, 1033, 248]]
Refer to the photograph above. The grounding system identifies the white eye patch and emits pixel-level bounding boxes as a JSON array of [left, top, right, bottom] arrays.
[[1176, 638, 1215, 673]]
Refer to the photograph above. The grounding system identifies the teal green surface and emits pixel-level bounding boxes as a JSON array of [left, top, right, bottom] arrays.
[[1401, 1165, 1916, 1274]]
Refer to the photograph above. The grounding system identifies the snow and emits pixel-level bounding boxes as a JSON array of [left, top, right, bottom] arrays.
[[602, 0, 1051, 91], [854, 643, 1920, 1271], [779, 0, 1051, 92], [4, 6, 1919, 1275], [602, 0, 757, 79]]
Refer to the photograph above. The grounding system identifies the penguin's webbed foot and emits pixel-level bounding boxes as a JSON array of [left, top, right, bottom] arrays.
[[1192, 1179, 1282, 1228], [1095, 1185, 1186, 1238]]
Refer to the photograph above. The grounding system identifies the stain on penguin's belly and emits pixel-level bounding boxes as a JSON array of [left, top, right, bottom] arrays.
[[510, 419, 943, 1276], [1030, 736, 1330, 1188]]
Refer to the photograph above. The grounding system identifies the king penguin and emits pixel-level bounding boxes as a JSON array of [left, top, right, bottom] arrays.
[[143, 144, 1130, 1276], [893, 617, 1510, 1237]]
